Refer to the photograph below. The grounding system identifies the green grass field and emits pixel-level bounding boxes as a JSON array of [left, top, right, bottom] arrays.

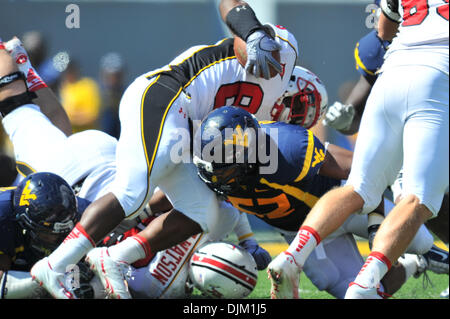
[[194, 231, 449, 299], [246, 269, 448, 299]]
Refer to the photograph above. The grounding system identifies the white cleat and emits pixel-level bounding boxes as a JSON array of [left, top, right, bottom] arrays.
[[30, 257, 76, 299], [267, 252, 301, 299], [345, 282, 388, 299], [85, 247, 131, 299]]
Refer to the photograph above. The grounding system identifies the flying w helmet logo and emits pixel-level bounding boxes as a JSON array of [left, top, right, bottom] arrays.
[[224, 125, 249, 147], [19, 179, 37, 206]]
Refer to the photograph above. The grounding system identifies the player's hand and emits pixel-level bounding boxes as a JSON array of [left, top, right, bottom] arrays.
[[239, 238, 272, 270], [245, 30, 282, 80], [322, 101, 355, 131], [4, 37, 47, 91]]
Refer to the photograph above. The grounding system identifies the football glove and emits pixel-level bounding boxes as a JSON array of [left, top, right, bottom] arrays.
[[322, 101, 355, 131], [5, 37, 47, 92], [239, 238, 272, 270], [245, 30, 282, 80]]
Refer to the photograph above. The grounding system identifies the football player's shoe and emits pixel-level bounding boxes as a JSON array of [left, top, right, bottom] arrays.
[[420, 245, 449, 275], [267, 252, 301, 299], [85, 247, 131, 299], [30, 257, 76, 299], [345, 282, 386, 299]]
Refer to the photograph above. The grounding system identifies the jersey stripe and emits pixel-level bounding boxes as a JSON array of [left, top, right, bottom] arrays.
[[16, 161, 36, 177], [354, 43, 375, 76], [294, 130, 315, 182], [259, 178, 320, 208]]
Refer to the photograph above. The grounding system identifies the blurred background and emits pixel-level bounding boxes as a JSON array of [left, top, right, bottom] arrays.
[[0, 0, 373, 235]]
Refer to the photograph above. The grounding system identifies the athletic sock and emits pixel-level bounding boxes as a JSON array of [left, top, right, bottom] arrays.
[[285, 226, 321, 267], [48, 223, 96, 273], [353, 251, 392, 288], [107, 235, 151, 265]]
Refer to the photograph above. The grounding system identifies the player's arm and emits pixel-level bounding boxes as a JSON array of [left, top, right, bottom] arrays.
[[318, 143, 353, 181], [4, 38, 72, 136], [218, 0, 282, 79], [337, 75, 373, 135], [0, 240, 44, 299], [233, 212, 271, 270], [0, 48, 28, 105], [378, 0, 401, 41], [0, 268, 46, 299]]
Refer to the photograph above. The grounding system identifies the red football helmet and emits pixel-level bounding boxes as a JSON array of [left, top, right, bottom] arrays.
[[271, 66, 328, 128]]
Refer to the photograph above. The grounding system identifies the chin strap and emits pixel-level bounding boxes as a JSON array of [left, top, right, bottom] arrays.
[[0, 71, 37, 117]]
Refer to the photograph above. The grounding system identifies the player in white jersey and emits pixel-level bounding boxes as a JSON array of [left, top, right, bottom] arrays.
[[0, 37, 271, 299], [28, 0, 298, 299], [267, 0, 449, 299]]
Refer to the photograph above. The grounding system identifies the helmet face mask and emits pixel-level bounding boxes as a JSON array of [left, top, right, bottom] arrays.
[[196, 161, 257, 196], [271, 66, 328, 128]]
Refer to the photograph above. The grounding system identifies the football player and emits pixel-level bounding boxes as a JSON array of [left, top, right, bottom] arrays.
[[268, 0, 449, 299], [192, 104, 446, 299], [0, 39, 271, 298], [322, 0, 449, 297], [0, 172, 91, 299], [24, 0, 298, 299]]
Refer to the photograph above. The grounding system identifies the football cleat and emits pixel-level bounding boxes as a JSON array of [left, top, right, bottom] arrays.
[[85, 247, 131, 299], [267, 252, 301, 299], [421, 245, 449, 275], [30, 257, 76, 299], [344, 282, 388, 299]]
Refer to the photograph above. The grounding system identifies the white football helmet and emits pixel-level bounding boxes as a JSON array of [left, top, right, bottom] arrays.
[[188, 242, 258, 299], [271, 65, 328, 128]]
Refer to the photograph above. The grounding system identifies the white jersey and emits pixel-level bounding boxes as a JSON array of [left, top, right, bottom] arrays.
[[143, 23, 298, 123], [381, 0, 449, 74]]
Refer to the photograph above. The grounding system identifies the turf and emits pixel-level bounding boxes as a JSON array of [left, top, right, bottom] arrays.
[[247, 269, 449, 299]]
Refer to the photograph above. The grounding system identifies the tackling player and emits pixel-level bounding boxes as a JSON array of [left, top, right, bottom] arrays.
[[268, 0, 449, 299], [25, 0, 299, 299], [0, 172, 91, 298], [0, 39, 271, 298], [192, 105, 447, 299]]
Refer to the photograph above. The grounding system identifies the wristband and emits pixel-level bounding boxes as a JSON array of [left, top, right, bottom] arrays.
[[225, 5, 264, 40], [0, 71, 25, 88]]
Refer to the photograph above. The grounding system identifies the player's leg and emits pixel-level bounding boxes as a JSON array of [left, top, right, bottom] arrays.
[[31, 74, 177, 298], [268, 69, 403, 298], [347, 65, 449, 298], [127, 233, 208, 299]]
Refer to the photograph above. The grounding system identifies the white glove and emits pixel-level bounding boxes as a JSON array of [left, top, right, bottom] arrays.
[[5, 37, 47, 92], [245, 30, 282, 80], [322, 101, 355, 131]]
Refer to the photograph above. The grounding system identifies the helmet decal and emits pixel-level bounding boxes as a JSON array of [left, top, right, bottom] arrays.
[[19, 179, 37, 206]]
